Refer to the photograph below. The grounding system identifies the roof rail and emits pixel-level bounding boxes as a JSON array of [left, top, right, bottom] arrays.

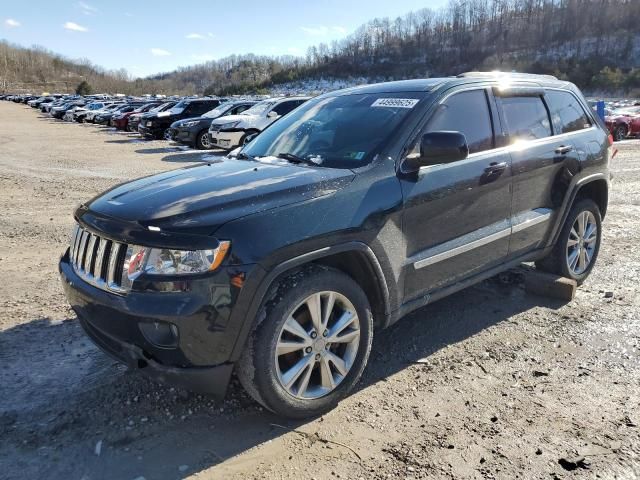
[[457, 71, 558, 81]]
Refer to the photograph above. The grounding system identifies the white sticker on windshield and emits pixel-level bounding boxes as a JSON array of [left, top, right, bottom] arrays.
[[371, 98, 419, 109]]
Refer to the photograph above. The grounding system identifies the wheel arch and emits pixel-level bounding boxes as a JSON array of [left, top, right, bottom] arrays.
[[229, 242, 391, 361], [550, 173, 609, 246]]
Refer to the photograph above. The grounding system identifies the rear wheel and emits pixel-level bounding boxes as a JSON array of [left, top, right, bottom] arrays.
[[535, 199, 602, 284], [237, 266, 373, 418], [195, 129, 212, 149]]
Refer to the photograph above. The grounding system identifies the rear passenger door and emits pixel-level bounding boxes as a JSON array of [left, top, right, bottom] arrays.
[[401, 88, 513, 301], [496, 88, 586, 257]]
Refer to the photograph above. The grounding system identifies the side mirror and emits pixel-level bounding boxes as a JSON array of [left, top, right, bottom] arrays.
[[403, 131, 469, 172], [267, 111, 279, 119]]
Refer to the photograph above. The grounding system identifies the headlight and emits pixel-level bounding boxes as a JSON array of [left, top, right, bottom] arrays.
[[220, 121, 240, 131], [120, 241, 230, 289], [182, 120, 200, 127]]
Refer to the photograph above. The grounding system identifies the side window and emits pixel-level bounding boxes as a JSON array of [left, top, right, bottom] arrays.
[[418, 89, 494, 155], [272, 100, 298, 116], [232, 104, 250, 115], [189, 103, 208, 115], [499, 96, 551, 142], [545, 90, 592, 134]]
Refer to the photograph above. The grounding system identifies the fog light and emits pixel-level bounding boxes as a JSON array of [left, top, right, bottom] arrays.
[[139, 321, 179, 348]]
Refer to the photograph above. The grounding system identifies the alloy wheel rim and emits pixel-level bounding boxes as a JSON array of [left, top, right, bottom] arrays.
[[567, 210, 597, 275], [201, 133, 211, 148], [274, 291, 360, 400]]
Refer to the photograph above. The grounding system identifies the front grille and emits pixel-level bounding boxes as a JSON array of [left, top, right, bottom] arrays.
[[70, 224, 127, 293]]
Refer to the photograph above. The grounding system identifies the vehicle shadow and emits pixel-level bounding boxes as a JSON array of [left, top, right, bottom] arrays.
[[1, 275, 566, 479], [162, 151, 227, 163]]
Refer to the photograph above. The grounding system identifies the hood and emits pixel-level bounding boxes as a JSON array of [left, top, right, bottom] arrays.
[[211, 113, 262, 128], [86, 158, 354, 235], [172, 116, 211, 128]]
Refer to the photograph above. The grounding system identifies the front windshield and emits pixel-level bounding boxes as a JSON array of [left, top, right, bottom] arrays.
[[203, 104, 231, 118], [242, 93, 424, 169], [241, 101, 275, 116], [168, 100, 187, 114]]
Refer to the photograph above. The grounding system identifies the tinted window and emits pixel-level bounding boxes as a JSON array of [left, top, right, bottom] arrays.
[[500, 96, 551, 141], [422, 90, 494, 154], [272, 100, 300, 116], [546, 91, 592, 134], [243, 92, 423, 169], [231, 104, 251, 115]]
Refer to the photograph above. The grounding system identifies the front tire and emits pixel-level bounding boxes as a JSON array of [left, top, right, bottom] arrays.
[[613, 124, 627, 142], [237, 266, 373, 418], [195, 129, 211, 149], [536, 199, 602, 284]]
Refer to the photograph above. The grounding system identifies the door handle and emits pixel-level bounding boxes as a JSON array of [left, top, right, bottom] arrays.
[[484, 161, 507, 174], [555, 145, 573, 155]]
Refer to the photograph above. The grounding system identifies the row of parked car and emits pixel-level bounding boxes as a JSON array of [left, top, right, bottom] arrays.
[[2, 92, 311, 151]]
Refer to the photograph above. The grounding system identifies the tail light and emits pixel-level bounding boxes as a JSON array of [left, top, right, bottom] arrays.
[[608, 134, 614, 146]]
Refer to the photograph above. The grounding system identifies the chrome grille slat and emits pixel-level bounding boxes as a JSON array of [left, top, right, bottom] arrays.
[[84, 234, 97, 273], [69, 224, 127, 293], [107, 242, 123, 287], [76, 231, 89, 269]]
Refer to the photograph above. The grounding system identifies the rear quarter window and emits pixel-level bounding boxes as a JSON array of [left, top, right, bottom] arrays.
[[545, 90, 592, 134], [499, 96, 551, 142]]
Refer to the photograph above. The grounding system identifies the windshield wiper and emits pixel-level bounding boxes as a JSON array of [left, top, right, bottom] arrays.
[[236, 152, 257, 161], [276, 152, 319, 167]]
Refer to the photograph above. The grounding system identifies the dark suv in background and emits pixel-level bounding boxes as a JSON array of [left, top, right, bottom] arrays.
[[138, 98, 223, 139], [60, 73, 611, 419]]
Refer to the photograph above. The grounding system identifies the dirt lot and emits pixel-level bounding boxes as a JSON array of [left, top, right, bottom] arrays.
[[1, 102, 639, 480]]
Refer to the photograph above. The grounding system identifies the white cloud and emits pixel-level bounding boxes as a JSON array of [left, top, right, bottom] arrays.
[[186, 33, 205, 40], [150, 48, 171, 57], [300, 25, 347, 36], [5, 18, 21, 28], [207, 32, 214, 38], [78, 1, 98, 15], [64, 22, 88, 32], [124, 12, 134, 17]]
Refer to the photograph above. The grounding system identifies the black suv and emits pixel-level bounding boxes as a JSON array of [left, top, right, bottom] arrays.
[[60, 73, 611, 418], [138, 98, 223, 139]]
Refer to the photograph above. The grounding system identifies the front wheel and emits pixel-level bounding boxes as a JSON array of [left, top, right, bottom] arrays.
[[536, 199, 602, 284], [237, 266, 373, 418], [195, 129, 212, 149], [613, 125, 627, 142]]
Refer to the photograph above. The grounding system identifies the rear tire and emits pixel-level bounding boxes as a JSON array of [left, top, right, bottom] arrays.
[[237, 266, 373, 419], [535, 199, 602, 285]]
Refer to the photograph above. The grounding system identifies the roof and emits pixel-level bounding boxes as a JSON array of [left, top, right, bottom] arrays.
[[333, 72, 571, 96]]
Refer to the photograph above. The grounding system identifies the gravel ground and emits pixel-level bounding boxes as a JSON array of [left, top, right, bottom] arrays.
[[1, 102, 639, 480]]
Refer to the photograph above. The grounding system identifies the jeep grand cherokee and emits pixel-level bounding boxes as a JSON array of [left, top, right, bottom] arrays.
[[60, 73, 611, 418]]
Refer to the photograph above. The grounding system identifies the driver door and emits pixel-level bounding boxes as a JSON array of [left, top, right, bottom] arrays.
[[400, 88, 513, 301]]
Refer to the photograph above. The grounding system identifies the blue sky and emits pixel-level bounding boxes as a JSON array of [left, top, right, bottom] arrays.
[[1, 1, 449, 77]]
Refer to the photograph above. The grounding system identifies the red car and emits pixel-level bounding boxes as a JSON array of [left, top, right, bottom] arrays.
[[112, 103, 159, 131], [605, 106, 640, 141]]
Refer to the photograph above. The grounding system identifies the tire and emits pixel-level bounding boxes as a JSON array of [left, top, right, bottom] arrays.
[[535, 198, 602, 285], [237, 265, 373, 418], [613, 125, 627, 142], [195, 129, 212, 150], [240, 129, 259, 147]]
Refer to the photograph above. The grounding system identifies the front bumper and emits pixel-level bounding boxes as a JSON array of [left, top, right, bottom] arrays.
[[170, 127, 198, 145], [138, 124, 165, 138], [209, 130, 244, 149], [59, 249, 256, 397]]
